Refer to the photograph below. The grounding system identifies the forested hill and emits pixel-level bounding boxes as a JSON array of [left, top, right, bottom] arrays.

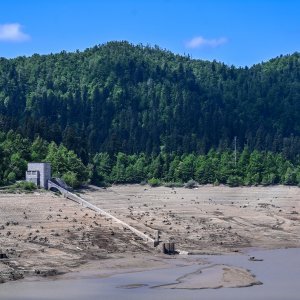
[[0, 41, 300, 160]]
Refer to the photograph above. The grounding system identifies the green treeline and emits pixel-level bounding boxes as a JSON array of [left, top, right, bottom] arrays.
[[0, 42, 300, 159], [0, 131, 89, 188], [92, 150, 300, 186], [1, 131, 300, 188]]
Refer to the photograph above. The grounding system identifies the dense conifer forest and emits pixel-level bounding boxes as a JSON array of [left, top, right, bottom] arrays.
[[0, 42, 300, 187]]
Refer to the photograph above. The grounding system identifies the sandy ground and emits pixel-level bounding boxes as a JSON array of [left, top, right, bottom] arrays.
[[0, 190, 152, 284], [0, 184, 299, 288], [82, 185, 300, 253], [155, 264, 262, 289]]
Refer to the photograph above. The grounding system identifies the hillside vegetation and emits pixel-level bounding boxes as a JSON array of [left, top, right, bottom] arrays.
[[0, 42, 300, 186]]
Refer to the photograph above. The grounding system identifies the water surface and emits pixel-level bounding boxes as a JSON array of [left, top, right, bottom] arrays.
[[1, 248, 299, 300]]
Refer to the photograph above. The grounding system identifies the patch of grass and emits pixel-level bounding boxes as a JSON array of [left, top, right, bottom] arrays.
[[0, 181, 37, 193], [163, 182, 184, 188], [148, 178, 161, 187]]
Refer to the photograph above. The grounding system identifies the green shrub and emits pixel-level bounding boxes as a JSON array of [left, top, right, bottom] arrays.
[[227, 175, 242, 187], [97, 181, 111, 188], [261, 173, 276, 186], [283, 168, 297, 185], [14, 181, 37, 191], [164, 182, 184, 188], [148, 178, 161, 187], [213, 179, 220, 186], [7, 172, 16, 183], [184, 179, 198, 189], [62, 171, 80, 189]]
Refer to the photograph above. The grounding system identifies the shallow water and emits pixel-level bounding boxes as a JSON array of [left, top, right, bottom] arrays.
[[1, 248, 300, 300]]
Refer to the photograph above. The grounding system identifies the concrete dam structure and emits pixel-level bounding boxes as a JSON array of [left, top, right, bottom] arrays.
[[26, 162, 51, 189], [26, 162, 176, 252]]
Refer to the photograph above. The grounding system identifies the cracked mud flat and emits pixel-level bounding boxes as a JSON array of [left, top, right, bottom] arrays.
[[0, 184, 299, 290]]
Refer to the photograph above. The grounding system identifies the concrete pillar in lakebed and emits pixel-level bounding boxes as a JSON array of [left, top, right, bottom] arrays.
[[162, 242, 176, 254], [26, 162, 51, 189], [154, 230, 160, 247]]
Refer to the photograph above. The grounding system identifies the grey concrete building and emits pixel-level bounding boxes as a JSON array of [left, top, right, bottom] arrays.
[[26, 163, 51, 189]]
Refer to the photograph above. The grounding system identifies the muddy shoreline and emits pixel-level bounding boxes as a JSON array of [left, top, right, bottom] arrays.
[[1, 248, 300, 300]]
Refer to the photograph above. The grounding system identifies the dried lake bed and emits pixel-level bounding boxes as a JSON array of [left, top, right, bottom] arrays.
[[0, 185, 299, 298]]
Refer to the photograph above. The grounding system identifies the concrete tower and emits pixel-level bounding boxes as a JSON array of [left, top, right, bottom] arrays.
[[26, 162, 51, 189]]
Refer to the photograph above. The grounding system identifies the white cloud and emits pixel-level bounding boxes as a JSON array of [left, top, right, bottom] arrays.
[[0, 23, 30, 42], [185, 36, 227, 49]]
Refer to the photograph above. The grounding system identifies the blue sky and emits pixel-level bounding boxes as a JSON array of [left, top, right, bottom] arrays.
[[0, 0, 299, 66]]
